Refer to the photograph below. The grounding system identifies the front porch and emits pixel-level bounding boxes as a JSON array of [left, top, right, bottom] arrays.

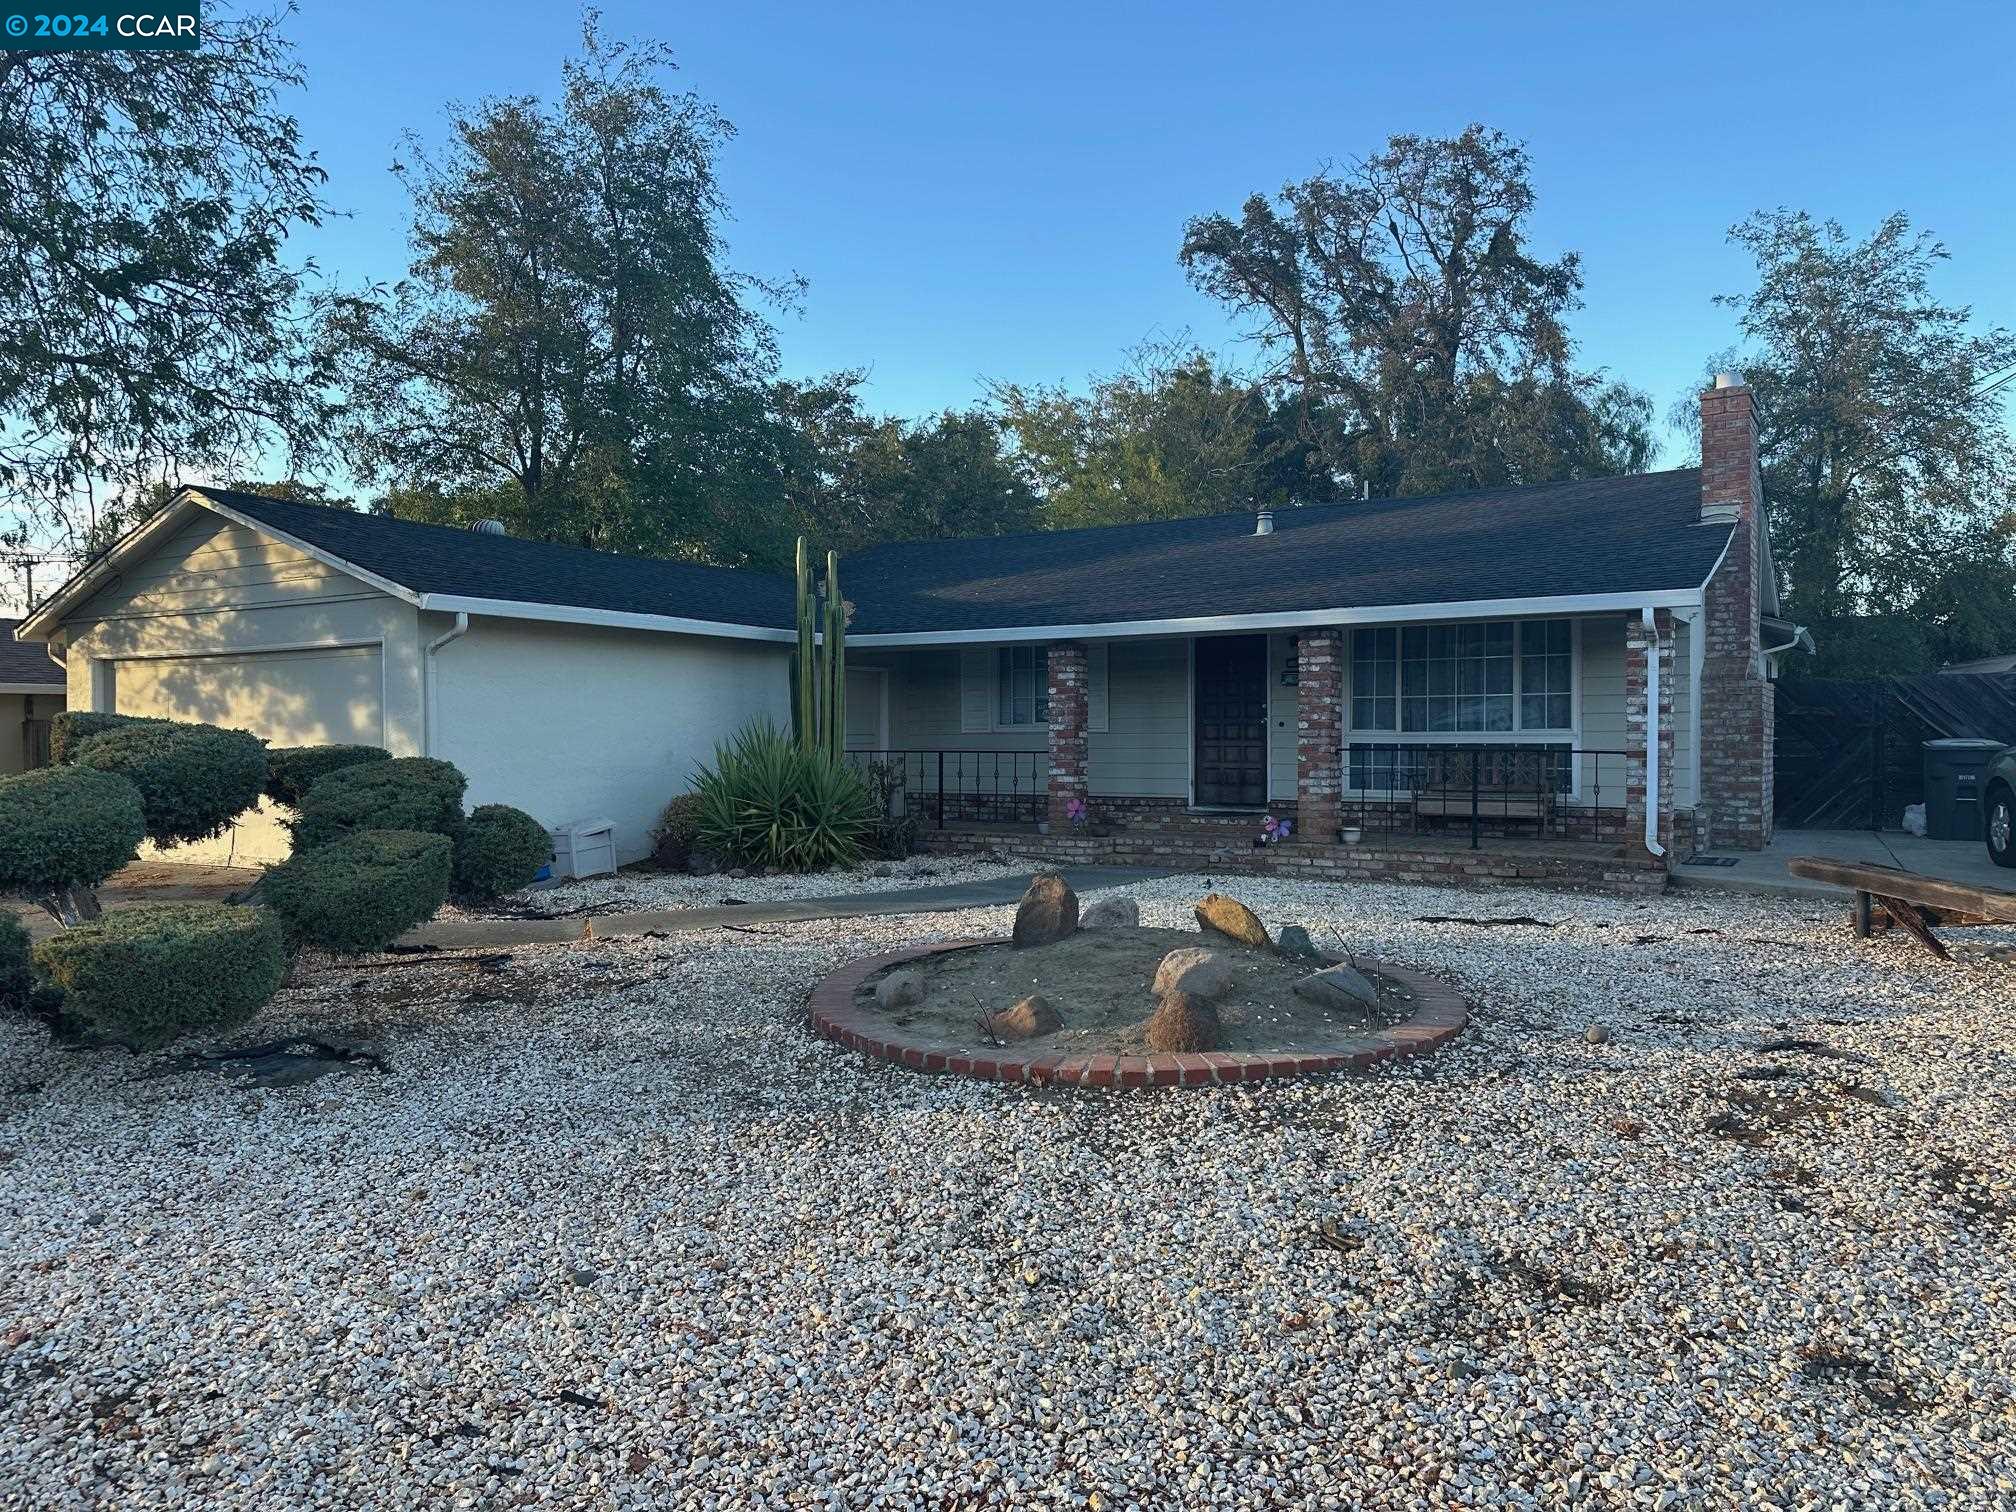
[[844, 610, 1688, 892]]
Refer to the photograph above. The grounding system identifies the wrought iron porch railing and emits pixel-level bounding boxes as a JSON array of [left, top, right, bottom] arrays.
[[843, 749, 1045, 827]]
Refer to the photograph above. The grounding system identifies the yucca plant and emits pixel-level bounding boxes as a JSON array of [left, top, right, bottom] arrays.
[[693, 721, 875, 871]]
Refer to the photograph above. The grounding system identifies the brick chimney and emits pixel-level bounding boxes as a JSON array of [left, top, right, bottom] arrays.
[[1696, 373, 1772, 849]]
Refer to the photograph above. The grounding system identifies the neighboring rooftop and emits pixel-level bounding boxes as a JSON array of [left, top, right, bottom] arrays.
[[0, 620, 66, 687], [202, 488, 801, 632], [840, 468, 1731, 634]]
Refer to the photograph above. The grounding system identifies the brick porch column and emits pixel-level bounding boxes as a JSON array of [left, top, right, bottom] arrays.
[[1624, 610, 1677, 866], [1295, 628, 1343, 839], [1045, 641, 1088, 829]]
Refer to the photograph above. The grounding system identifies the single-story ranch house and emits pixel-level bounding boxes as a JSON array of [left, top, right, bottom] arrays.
[[17, 379, 1798, 887]]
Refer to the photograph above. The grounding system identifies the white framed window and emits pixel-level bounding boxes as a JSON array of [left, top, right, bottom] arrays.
[[1348, 619, 1576, 736], [996, 645, 1048, 727]]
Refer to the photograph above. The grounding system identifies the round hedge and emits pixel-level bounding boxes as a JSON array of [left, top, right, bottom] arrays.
[[32, 903, 286, 1049], [74, 721, 268, 847], [291, 757, 467, 851], [455, 804, 550, 900], [263, 744, 393, 808], [0, 765, 147, 893], [0, 912, 32, 1010], [262, 828, 454, 955], [50, 711, 169, 766]]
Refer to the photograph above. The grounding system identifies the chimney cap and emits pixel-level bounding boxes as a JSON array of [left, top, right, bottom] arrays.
[[1712, 370, 1747, 390]]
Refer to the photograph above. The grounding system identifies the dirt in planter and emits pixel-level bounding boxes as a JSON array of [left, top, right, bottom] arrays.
[[858, 926, 1416, 1056]]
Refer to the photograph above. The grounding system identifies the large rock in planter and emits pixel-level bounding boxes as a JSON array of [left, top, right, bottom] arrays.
[[1012, 871, 1078, 948], [1144, 991, 1220, 1053], [985, 994, 1062, 1041], [1293, 962, 1380, 1011], [1080, 896, 1139, 931], [876, 968, 926, 1009], [1195, 892, 1272, 950], [1151, 947, 1234, 1004]]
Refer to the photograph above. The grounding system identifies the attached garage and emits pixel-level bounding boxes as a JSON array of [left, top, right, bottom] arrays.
[[18, 487, 795, 867]]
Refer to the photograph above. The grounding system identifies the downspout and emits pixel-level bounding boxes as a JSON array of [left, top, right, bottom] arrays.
[[1641, 607, 1665, 859], [422, 612, 470, 757]]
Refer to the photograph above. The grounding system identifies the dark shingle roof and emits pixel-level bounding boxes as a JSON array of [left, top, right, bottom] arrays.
[[841, 469, 1729, 634], [0, 620, 66, 686], [190, 472, 1726, 641], [200, 489, 799, 631]]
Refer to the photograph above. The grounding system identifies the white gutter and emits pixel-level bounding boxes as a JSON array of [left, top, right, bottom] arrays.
[[848, 587, 1708, 647], [422, 612, 469, 757], [1641, 607, 1665, 859], [412, 593, 797, 645]]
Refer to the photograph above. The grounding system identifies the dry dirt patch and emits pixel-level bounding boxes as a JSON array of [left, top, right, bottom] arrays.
[[858, 925, 1413, 1056]]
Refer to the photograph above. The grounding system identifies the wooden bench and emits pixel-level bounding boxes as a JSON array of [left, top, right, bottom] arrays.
[[1785, 856, 2016, 959]]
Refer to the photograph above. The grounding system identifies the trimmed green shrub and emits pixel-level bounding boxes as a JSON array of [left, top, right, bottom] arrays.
[[652, 792, 703, 870], [264, 744, 392, 808], [50, 711, 168, 765], [693, 721, 875, 871], [32, 903, 286, 1049], [0, 765, 147, 920], [454, 804, 549, 900], [0, 912, 32, 1010], [74, 721, 267, 847], [290, 757, 468, 851], [262, 829, 454, 955]]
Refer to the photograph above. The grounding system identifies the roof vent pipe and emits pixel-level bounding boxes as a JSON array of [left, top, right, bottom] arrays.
[[1253, 509, 1274, 537], [468, 518, 507, 536]]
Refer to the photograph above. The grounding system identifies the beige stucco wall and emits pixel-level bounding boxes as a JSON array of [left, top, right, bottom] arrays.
[[53, 510, 422, 865], [427, 613, 792, 865]]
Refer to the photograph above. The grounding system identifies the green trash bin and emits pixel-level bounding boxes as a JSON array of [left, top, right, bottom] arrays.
[[1922, 739, 2004, 841]]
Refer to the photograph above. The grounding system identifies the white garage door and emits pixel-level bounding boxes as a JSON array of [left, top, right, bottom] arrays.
[[110, 644, 385, 747]]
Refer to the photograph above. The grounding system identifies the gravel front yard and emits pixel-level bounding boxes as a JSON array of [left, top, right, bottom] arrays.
[[3, 875, 2013, 1509], [450, 852, 1045, 919]]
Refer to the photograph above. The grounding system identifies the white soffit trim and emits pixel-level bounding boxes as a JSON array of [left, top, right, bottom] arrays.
[[0, 682, 63, 695], [846, 588, 1708, 647], [416, 594, 797, 644]]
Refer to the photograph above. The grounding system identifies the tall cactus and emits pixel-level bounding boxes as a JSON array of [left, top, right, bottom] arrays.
[[825, 550, 846, 763], [794, 537, 817, 750]]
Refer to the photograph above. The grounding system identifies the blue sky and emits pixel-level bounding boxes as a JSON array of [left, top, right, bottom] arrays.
[[285, 1, 2016, 463]]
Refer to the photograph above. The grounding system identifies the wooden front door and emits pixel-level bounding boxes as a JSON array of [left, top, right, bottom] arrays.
[[1193, 635, 1268, 807]]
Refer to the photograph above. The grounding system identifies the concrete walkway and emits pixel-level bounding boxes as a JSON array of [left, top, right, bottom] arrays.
[[404, 866, 1174, 949], [1674, 830, 2011, 902]]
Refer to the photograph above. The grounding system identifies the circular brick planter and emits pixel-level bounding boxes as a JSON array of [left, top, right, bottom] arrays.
[[806, 937, 1467, 1088]]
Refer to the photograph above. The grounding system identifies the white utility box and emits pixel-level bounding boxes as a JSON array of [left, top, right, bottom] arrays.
[[547, 818, 618, 880]]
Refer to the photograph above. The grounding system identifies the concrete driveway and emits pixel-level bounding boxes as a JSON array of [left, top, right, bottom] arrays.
[[1676, 829, 2010, 901]]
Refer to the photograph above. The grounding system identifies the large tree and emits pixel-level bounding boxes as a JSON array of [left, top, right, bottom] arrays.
[[1707, 210, 2016, 643], [769, 372, 1036, 562], [1179, 125, 1650, 499], [0, 5, 332, 553], [989, 339, 1327, 528], [324, 17, 791, 558]]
